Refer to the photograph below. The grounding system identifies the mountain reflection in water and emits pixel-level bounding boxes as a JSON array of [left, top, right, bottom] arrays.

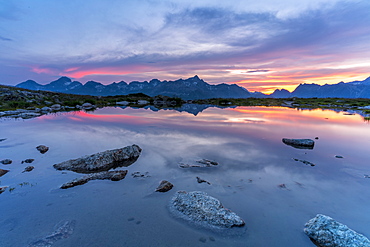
[[0, 106, 369, 247]]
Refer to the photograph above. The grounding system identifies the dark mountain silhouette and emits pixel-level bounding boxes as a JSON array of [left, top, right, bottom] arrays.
[[16, 75, 251, 100]]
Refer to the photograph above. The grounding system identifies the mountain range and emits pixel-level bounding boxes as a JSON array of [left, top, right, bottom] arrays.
[[15, 75, 370, 99], [16, 75, 251, 100]]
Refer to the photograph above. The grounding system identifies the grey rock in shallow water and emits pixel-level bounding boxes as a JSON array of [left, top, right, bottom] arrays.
[[28, 220, 76, 247], [36, 145, 49, 154], [282, 138, 315, 149], [304, 214, 370, 247], [155, 180, 174, 192], [53, 144, 141, 173], [170, 191, 245, 229], [60, 170, 128, 189]]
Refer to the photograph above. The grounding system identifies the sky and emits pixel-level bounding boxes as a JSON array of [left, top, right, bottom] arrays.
[[0, 0, 370, 93]]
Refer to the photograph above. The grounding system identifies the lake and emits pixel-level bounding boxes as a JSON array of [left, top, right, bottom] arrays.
[[1, 105, 369, 247]]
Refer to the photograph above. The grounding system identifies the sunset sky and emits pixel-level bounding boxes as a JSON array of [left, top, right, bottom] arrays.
[[1, 0, 369, 93]]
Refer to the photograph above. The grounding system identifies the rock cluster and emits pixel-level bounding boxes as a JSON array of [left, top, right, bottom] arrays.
[[282, 138, 315, 149], [304, 214, 370, 247], [53, 144, 141, 173], [170, 191, 245, 229], [60, 170, 128, 189]]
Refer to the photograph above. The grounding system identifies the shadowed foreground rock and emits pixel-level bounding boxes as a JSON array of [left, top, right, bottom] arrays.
[[28, 220, 76, 247], [282, 138, 315, 149], [60, 170, 128, 189], [304, 214, 370, 247], [170, 191, 245, 229], [53, 144, 141, 173]]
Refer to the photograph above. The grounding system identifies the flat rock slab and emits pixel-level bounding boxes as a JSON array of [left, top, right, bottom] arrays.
[[169, 191, 245, 229], [28, 220, 76, 247], [179, 159, 218, 168], [282, 138, 315, 149], [304, 214, 370, 247], [53, 144, 141, 173], [60, 170, 128, 189]]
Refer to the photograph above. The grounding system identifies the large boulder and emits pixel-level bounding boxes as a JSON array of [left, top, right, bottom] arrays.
[[282, 138, 315, 149], [170, 191, 245, 229], [53, 144, 141, 173], [304, 214, 370, 247], [60, 170, 128, 189]]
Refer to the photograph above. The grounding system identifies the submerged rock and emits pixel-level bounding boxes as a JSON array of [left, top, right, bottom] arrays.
[[22, 159, 35, 164], [282, 138, 315, 149], [36, 145, 49, 154], [60, 170, 128, 189], [0, 159, 12, 165], [0, 168, 9, 177], [53, 144, 141, 173], [0, 138, 6, 142], [196, 176, 211, 185], [0, 186, 8, 194], [28, 220, 76, 247], [179, 159, 219, 168], [293, 158, 315, 167], [23, 166, 34, 173], [170, 191, 245, 229], [335, 155, 344, 159], [155, 180, 174, 192], [304, 214, 370, 247]]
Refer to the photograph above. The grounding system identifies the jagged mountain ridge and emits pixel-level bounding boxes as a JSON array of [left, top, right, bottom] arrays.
[[16, 75, 251, 100]]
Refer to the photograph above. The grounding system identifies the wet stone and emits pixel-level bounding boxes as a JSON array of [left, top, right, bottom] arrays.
[[1, 159, 12, 165], [155, 180, 174, 192], [22, 159, 35, 164], [22, 166, 34, 173], [36, 145, 49, 154], [0, 168, 9, 177]]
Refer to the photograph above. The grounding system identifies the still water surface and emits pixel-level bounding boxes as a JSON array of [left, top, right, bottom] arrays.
[[0, 106, 369, 247]]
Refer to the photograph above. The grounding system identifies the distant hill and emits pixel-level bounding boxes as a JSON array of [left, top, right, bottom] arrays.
[[268, 77, 370, 98], [16, 75, 252, 100]]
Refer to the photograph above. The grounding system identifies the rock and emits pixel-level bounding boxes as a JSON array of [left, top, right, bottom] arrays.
[[315, 137, 319, 140], [60, 170, 128, 189], [179, 159, 218, 168], [41, 106, 51, 112], [50, 104, 61, 110], [137, 100, 149, 105], [1, 159, 12, 165], [196, 176, 211, 185], [197, 159, 218, 166], [23, 166, 34, 173], [155, 180, 174, 192], [293, 158, 315, 166], [28, 220, 76, 247], [0, 186, 8, 194], [335, 155, 344, 159], [170, 191, 245, 228], [131, 171, 150, 178], [53, 144, 141, 173], [81, 102, 94, 109], [282, 138, 315, 149], [0, 168, 9, 177], [36, 145, 49, 154], [0, 138, 6, 142], [304, 214, 370, 247], [22, 159, 35, 164], [116, 101, 130, 105]]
